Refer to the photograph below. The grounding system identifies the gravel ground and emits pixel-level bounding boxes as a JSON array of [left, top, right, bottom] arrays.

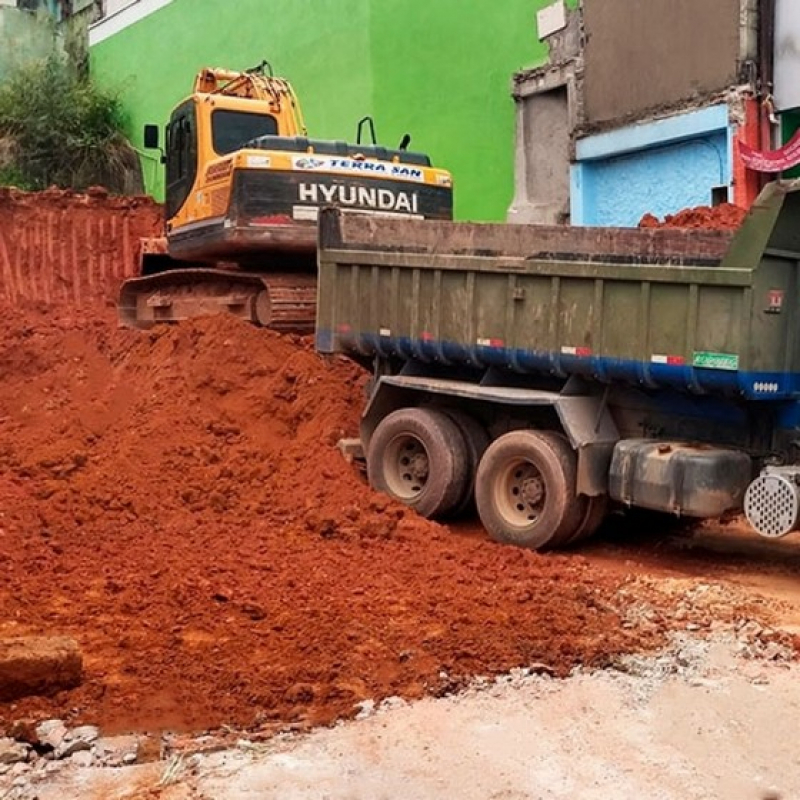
[[20, 631, 799, 800]]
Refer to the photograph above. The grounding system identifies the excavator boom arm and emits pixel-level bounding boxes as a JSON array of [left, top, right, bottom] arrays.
[[192, 68, 307, 134]]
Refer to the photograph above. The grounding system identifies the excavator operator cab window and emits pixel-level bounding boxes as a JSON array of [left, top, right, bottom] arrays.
[[165, 102, 198, 219], [211, 110, 278, 155]]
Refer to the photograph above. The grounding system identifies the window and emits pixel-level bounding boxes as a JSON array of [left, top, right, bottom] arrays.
[[211, 110, 279, 155], [165, 101, 197, 219]]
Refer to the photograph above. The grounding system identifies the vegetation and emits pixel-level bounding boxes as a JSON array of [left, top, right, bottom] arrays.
[[0, 56, 142, 193]]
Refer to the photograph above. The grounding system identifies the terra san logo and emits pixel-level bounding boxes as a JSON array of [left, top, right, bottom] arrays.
[[295, 157, 326, 170]]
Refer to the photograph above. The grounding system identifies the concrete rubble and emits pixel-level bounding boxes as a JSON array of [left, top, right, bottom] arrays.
[[0, 720, 144, 798]]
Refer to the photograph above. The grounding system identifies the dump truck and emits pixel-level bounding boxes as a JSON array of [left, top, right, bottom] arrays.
[[315, 179, 800, 549], [118, 63, 453, 332]]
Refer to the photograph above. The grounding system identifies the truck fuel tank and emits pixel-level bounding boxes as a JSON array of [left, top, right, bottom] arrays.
[[608, 439, 752, 518]]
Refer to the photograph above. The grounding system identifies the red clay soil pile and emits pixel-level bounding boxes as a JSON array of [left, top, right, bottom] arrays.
[[0, 187, 162, 308], [0, 306, 651, 735], [639, 203, 747, 231]]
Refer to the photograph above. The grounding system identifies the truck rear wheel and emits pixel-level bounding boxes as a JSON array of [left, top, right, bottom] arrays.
[[367, 408, 469, 519], [562, 494, 609, 547], [475, 430, 581, 550], [443, 410, 490, 516]]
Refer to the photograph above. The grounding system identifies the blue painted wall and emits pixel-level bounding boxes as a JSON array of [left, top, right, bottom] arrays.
[[572, 106, 732, 227]]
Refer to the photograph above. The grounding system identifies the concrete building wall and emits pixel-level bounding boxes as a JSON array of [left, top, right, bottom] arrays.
[[89, 0, 554, 221], [510, 0, 759, 227], [0, 6, 59, 77], [582, 0, 742, 128], [509, 82, 571, 224]]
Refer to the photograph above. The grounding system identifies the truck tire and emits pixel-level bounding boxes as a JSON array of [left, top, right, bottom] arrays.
[[443, 410, 490, 517], [562, 494, 609, 547], [475, 430, 581, 550], [367, 407, 469, 519]]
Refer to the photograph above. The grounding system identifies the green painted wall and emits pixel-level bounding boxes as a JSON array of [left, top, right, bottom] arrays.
[[90, 0, 556, 220]]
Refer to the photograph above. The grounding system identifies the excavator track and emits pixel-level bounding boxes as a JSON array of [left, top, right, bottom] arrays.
[[118, 269, 317, 333]]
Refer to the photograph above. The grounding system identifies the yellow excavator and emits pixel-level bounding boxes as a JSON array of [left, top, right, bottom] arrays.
[[119, 62, 454, 332]]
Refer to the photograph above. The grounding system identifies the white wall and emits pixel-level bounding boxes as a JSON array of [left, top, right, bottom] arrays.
[[89, 0, 173, 45]]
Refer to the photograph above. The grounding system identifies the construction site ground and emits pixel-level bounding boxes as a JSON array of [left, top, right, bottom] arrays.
[[0, 191, 799, 798]]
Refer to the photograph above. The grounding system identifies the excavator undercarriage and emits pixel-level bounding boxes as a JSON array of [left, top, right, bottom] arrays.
[[119, 268, 317, 332]]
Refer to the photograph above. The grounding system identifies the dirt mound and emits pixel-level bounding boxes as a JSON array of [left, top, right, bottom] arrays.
[[0, 187, 162, 308], [639, 203, 747, 231], [0, 307, 652, 735]]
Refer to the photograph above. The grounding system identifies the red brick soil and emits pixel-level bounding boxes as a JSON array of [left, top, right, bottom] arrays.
[[0, 306, 653, 735], [639, 203, 747, 231], [0, 189, 657, 737]]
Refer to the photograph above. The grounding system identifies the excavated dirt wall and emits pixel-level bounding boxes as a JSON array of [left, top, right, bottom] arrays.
[[0, 187, 162, 308]]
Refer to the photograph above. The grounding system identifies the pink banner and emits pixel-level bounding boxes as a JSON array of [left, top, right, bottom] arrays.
[[740, 129, 800, 173]]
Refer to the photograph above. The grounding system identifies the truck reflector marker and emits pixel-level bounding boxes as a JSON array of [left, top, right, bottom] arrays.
[[561, 346, 592, 357], [753, 382, 779, 393], [420, 331, 434, 342], [336, 323, 352, 334], [477, 338, 504, 348], [651, 354, 686, 365], [379, 327, 391, 337]]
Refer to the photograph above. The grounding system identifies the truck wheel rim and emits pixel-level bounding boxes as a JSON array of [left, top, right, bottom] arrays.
[[496, 458, 545, 526], [384, 435, 430, 501]]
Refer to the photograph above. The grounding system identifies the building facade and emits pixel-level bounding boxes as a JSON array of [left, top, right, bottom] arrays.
[[0, 0, 102, 76], [510, 0, 773, 227], [88, 0, 565, 221], [0, 1, 60, 77]]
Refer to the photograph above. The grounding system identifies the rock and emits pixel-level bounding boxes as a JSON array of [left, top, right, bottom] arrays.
[[55, 737, 92, 760], [35, 719, 66, 737], [68, 725, 99, 745], [6, 720, 39, 747], [0, 739, 29, 765], [379, 696, 407, 712], [9, 762, 30, 777], [53, 724, 99, 760], [95, 735, 139, 767], [355, 699, 376, 720], [762, 642, 787, 661], [36, 719, 68, 750], [70, 750, 93, 768], [0, 638, 82, 702]]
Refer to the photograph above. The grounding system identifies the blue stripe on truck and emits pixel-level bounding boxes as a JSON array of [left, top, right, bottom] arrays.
[[316, 329, 799, 403]]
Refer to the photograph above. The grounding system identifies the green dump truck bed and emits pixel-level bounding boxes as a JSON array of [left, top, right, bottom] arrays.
[[316, 180, 800, 400]]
